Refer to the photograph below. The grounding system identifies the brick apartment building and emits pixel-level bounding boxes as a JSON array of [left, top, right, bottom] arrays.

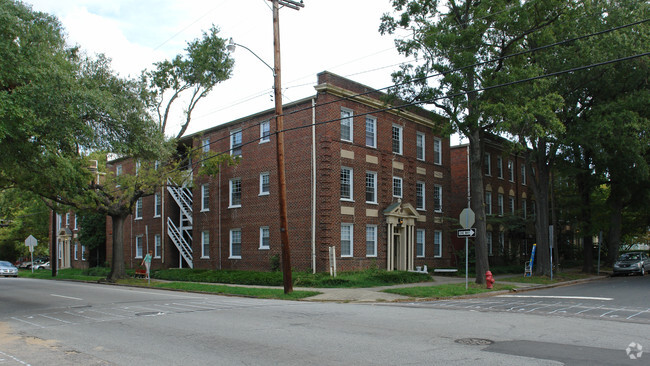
[[49, 211, 90, 270], [450, 137, 536, 265], [105, 71, 455, 273]]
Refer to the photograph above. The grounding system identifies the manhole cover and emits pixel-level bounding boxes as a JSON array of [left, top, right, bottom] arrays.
[[455, 338, 494, 346], [135, 311, 164, 317]]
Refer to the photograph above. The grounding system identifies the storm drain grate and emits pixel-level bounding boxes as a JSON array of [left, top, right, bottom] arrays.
[[455, 338, 494, 346]]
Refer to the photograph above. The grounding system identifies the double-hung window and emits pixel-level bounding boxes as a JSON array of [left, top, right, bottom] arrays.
[[366, 225, 377, 257], [201, 231, 210, 258], [259, 172, 270, 196], [230, 229, 241, 259], [487, 232, 493, 255], [341, 224, 353, 257], [230, 129, 242, 157], [433, 184, 442, 212], [229, 178, 241, 208], [484, 153, 492, 176], [135, 198, 143, 219], [341, 167, 353, 201], [522, 199, 527, 218], [416, 181, 425, 210], [497, 193, 504, 215], [485, 191, 492, 215], [341, 108, 353, 142], [433, 138, 442, 165], [392, 177, 402, 198], [509, 196, 515, 214], [259, 227, 270, 250], [497, 157, 503, 179], [260, 120, 270, 143], [154, 234, 161, 258], [201, 184, 209, 211], [135, 236, 143, 258], [365, 172, 377, 204], [416, 132, 425, 161], [202, 137, 210, 153], [434, 230, 442, 258], [521, 164, 527, 185], [365, 116, 376, 148], [416, 229, 425, 257], [508, 160, 514, 181], [392, 125, 403, 155], [154, 193, 162, 217]]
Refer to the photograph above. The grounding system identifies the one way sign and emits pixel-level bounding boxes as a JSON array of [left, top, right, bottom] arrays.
[[457, 228, 476, 238]]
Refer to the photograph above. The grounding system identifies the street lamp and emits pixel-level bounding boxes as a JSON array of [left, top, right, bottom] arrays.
[[226, 38, 275, 75]]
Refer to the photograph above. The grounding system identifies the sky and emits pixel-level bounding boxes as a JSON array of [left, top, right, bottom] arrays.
[[25, 0, 422, 138]]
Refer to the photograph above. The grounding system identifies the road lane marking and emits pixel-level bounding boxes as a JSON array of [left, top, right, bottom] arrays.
[[497, 295, 613, 301], [0, 350, 31, 366], [626, 309, 649, 320], [39, 314, 73, 324], [50, 293, 83, 300], [576, 305, 603, 314], [10, 316, 44, 328]]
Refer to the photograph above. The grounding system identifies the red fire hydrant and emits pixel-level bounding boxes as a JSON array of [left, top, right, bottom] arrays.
[[485, 270, 495, 289]]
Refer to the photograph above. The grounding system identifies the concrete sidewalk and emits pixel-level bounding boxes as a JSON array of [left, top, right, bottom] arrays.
[[296, 274, 607, 303]]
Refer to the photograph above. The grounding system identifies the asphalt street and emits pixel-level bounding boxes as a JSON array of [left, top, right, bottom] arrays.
[[0, 276, 648, 365]]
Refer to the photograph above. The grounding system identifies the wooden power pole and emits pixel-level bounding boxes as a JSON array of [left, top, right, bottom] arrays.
[[272, 0, 303, 294]]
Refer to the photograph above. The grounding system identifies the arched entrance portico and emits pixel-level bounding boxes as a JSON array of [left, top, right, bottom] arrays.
[[57, 227, 72, 269], [383, 202, 420, 271]]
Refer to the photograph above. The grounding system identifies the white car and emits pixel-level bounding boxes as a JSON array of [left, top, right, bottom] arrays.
[[0, 261, 18, 277]]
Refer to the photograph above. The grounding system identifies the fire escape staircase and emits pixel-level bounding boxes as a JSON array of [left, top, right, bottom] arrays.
[[167, 178, 193, 268]]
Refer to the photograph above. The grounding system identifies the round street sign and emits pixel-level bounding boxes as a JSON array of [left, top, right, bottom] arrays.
[[459, 208, 475, 229]]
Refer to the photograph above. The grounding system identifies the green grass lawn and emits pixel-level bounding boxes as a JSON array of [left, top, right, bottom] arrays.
[[383, 283, 516, 298]]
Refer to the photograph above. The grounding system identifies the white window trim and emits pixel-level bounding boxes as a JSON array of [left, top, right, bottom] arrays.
[[81, 245, 86, 260], [135, 236, 143, 259], [485, 192, 492, 215], [508, 160, 514, 182], [392, 124, 403, 155], [230, 129, 242, 157], [259, 172, 270, 196], [341, 166, 354, 202], [434, 184, 443, 213], [229, 229, 242, 259], [497, 193, 504, 216], [259, 226, 270, 250], [74, 214, 78, 230], [366, 225, 377, 258], [74, 243, 78, 260], [522, 164, 527, 185], [229, 178, 242, 208], [154, 193, 162, 218], [341, 223, 353, 258], [365, 171, 377, 204], [201, 184, 210, 212], [487, 232, 493, 256], [365, 116, 377, 148], [485, 152, 492, 176], [260, 120, 270, 143], [416, 181, 426, 211], [416, 132, 426, 161], [65, 213, 70, 227], [341, 108, 353, 142], [497, 157, 503, 179], [416, 229, 425, 258], [154, 234, 162, 258], [434, 230, 443, 258], [201, 231, 210, 259], [202, 137, 210, 153], [393, 176, 403, 198], [433, 138, 442, 165], [135, 198, 143, 220]]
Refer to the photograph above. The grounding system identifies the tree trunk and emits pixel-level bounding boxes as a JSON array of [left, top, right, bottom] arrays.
[[578, 179, 594, 273], [606, 193, 624, 266], [530, 159, 551, 276], [107, 214, 128, 281], [468, 129, 488, 285], [550, 169, 560, 271]]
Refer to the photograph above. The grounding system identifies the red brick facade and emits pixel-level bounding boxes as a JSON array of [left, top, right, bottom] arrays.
[[105, 72, 455, 273], [449, 138, 535, 265]]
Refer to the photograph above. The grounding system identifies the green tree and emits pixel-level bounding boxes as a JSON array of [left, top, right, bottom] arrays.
[[146, 26, 234, 138], [0, 189, 49, 262], [78, 210, 106, 267], [380, 0, 563, 283]]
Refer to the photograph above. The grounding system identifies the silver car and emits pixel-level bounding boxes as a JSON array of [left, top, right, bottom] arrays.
[[0, 261, 18, 277], [613, 252, 649, 276]]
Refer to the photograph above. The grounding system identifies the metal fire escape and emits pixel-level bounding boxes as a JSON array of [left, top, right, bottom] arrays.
[[167, 178, 193, 268]]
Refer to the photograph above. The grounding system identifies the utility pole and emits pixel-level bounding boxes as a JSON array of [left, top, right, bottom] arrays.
[[272, 0, 303, 294]]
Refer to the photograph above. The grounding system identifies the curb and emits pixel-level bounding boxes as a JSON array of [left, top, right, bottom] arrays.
[[510, 275, 608, 293]]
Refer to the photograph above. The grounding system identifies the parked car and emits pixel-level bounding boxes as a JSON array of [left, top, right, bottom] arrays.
[[0, 261, 19, 277], [613, 252, 649, 276], [33, 261, 50, 270]]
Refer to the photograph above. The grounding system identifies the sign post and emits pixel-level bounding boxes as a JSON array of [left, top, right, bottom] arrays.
[[24, 235, 38, 274], [459, 208, 475, 290]]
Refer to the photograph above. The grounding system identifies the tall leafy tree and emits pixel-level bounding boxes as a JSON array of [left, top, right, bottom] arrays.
[[0, 188, 49, 262], [146, 26, 234, 138], [380, 0, 563, 283]]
